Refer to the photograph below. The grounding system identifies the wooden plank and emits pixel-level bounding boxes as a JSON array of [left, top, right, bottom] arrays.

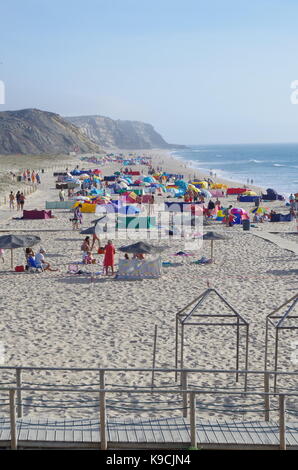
[[64, 420, 75, 443], [18, 418, 30, 441], [72, 419, 84, 443], [51, 419, 64, 442], [285, 422, 298, 446], [257, 421, 279, 446], [207, 420, 229, 445], [82, 419, 92, 443], [223, 421, 252, 446], [176, 417, 190, 442], [126, 416, 140, 444], [246, 421, 271, 446], [26, 418, 39, 441], [214, 419, 237, 445], [38, 418, 48, 442], [136, 417, 155, 443], [45, 420, 56, 442], [237, 421, 264, 446], [90, 419, 100, 444], [286, 422, 298, 446], [167, 417, 184, 443], [201, 420, 218, 444], [0, 418, 5, 440], [0, 420, 10, 441], [132, 417, 147, 444], [196, 418, 210, 444], [150, 418, 165, 444], [107, 417, 119, 443]]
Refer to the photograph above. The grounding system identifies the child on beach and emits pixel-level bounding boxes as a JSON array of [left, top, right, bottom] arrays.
[[83, 251, 96, 265]]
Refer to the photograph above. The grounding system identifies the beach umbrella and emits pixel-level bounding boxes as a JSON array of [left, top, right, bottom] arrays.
[[91, 215, 109, 225], [202, 231, 227, 261], [0, 234, 41, 268], [118, 241, 167, 255], [200, 189, 212, 198], [80, 226, 97, 235]]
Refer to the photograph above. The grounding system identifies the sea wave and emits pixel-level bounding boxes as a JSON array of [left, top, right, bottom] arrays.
[[273, 163, 286, 167]]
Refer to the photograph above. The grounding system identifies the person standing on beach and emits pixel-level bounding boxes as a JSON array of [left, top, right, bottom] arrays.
[[9, 191, 15, 210], [224, 205, 233, 227], [19, 193, 25, 210], [16, 191, 21, 211], [103, 240, 115, 275], [59, 188, 65, 201], [72, 204, 83, 230]]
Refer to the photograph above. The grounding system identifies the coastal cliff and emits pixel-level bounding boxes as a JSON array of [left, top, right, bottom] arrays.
[[0, 109, 102, 155], [65, 115, 186, 150]]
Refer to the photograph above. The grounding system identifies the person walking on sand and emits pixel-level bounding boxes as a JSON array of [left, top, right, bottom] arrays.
[[16, 191, 21, 211], [9, 191, 15, 210], [59, 188, 65, 201], [103, 240, 115, 276], [19, 193, 25, 210], [72, 204, 83, 230]]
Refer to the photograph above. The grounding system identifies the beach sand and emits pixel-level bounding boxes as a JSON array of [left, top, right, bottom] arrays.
[[0, 149, 297, 421]]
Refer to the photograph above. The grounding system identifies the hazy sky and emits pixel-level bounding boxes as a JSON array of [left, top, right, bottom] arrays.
[[1, 0, 298, 144]]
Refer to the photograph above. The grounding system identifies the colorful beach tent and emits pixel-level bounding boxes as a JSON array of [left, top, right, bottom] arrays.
[[23, 210, 52, 219]]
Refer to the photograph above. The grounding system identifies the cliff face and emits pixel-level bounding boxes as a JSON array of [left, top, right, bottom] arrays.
[[65, 115, 185, 149], [0, 109, 102, 155]]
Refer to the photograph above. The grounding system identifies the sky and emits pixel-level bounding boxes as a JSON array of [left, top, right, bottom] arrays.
[[1, 0, 298, 144]]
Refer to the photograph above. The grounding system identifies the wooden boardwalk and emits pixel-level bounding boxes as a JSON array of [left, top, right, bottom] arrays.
[[0, 417, 298, 449], [253, 232, 298, 255]]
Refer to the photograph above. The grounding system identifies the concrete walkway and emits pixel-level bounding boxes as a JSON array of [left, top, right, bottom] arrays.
[[253, 232, 298, 255]]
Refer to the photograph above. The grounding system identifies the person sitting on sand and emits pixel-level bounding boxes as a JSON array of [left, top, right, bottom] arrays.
[[83, 251, 96, 265], [103, 240, 115, 275], [25, 247, 34, 270], [124, 253, 130, 260], [133, 253, 145, 260], [35, 248, 58, 272], [81, 236, 91, 260]]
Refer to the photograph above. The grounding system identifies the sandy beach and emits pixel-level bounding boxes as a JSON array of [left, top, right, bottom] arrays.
[[0, 149, 297, 421]]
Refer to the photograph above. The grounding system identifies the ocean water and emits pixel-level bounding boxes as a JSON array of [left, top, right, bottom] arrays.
[[172, 143, 298, 197]]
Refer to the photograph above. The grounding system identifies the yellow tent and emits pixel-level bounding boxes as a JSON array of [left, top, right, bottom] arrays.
[[188, 184, 200, 193], [72, 202, 97, 213], [211, 183, 228, 189], [197, 181, 208, 189], [243, 190, 257, 196]]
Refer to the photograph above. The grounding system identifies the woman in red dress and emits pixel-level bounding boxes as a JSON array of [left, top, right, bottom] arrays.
[[103, 240, 116, 275]]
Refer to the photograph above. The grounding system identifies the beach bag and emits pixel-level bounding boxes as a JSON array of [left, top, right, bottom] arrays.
[[97, 247, 105, 254], [15, 265, 25, 272]]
